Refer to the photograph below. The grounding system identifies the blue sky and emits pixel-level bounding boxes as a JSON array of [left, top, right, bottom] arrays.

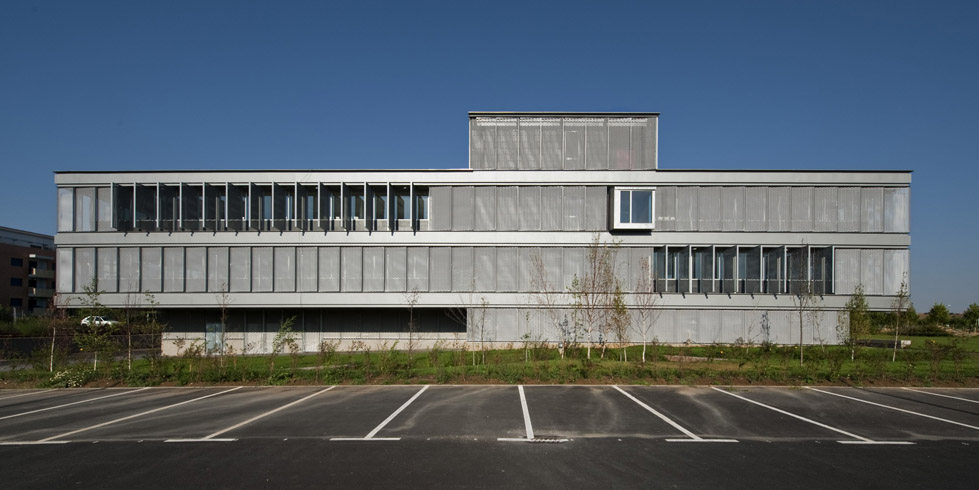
[[1, 1, 976, 311]]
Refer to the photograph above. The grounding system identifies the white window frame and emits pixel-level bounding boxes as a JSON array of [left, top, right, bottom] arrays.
[[612, 186, 656, 230]]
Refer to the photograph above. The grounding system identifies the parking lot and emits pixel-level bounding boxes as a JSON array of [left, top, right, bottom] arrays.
[[0, 385, 977, 487]]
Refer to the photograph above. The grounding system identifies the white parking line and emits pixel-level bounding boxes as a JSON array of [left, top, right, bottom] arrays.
[[167, 386, 336, 443], [0, 389, 55, 402], [497, 385, 566, 443], [332, 385, 429, 441], [902, 387, 979, 405], [615, 386, 737, 443], [0, 387, 150, 421], [808, 387, 979, 431], [711, 387, 912, 445]]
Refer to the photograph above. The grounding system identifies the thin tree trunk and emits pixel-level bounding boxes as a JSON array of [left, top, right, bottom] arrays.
[[49, 325, 56, 372], [642, 341, 646, 364]]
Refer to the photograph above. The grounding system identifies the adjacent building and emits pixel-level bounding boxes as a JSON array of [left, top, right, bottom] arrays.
[[1, 226, 56, 317], [54, 112, 910, 354]]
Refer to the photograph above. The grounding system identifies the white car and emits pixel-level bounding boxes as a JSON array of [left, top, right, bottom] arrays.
[[80, 316, 120, 327]]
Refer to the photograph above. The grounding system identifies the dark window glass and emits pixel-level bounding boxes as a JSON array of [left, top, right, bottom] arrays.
[[10, 258, 23, 267], [10, 278, 22, 286]]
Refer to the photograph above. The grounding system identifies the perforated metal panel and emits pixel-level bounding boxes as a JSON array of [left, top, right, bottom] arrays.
[[340, 247, 362, 292], [563, 119, 585, 170], [541, 187, 563, 231], [519, 247, 539, 292], [451, 247, 474, 292], [790, 187, 813, 232], [474, 187, 496, 231], [452, 186, 474, 231], [860, 249, 883, 295], [562, 186, 585, 231], [494, 308, 519, 341], [430, 187, 452, 231], [541, 119, 563, 170], [585, 119, 608, 170], [362, 247, 384, 292], [495, 247, 518, 292], [562, 247, 584, 290], [74, 187, 96, 232], [274, 247, 296, 292], [698, 187, 721, 231], [641, 117, 657, 169], [655, 186, 676, 231], [767, 187, 790, 231], [385, 247, 407, 292], [813, 187, 838, 232], [163, 247, 184, 292], [584, 186, 607, 231], [496, 120, 518, 170], [720, 187, 743, 231], [884, 187, 909, 233], [608, 122, 631, 170], [745, 187, 767, 231], [115, 248, 136, 293], [628, 248, 652, 293], [137, 247, 160, 292], [58, 188, 73, 232], [73, 248, 94, 292], [407, 247, 429, 292], [207, 247, 229, 292], [837, 187, 860, 232], [296, 247, 317, 292], [675, 187, 698, 231], [183, 247, 205, 292], [318, 247, 340, 292], [518, 187, 541, 231], [430, 247, 452, 292], [496, 186, 518, 231], [883, 249, 909, 295], [474, 247, 495, 292], [470, 118, 497, 170], [518, 119, 541, 170], [542, 247, 563, 291], [861, 187, 884, 232], [247, 247, 271, 292], [97, 187, 112, 231], [229, 248, 250, 292], [97, 248, 117, 293], [833, 249, 860, 295]]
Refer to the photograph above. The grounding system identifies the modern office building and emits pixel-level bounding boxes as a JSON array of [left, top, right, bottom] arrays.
[[1, 226, 56, 317], [54, 112, 910, 354]]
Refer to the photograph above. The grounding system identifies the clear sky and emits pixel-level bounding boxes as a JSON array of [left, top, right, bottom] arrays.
[[1, 1, 976, 311]]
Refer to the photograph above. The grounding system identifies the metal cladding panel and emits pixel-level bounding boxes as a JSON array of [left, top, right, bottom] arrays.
[[229, 247, 250, 292], [470, 119, 497, 170], [860, 187, 884, 232], [562, 186, 586, 231], [58, 188, 73, 232], [474, 186, 497, 231], [519, 247, 539, 292], [518, 187, 542, 231], [97, 248, 117, 293], [541, 187, 563, 231], [74, 187, 96, 232], [744, 187, 767, 231], [675, 310, 698, 343], [675, 187, 698, 231], [884, 187, 910, 233], [97, 187, 112, 231], [612, 247, 629, 293], [451, 247, 474, 292], [407, 247, 429, 292], [642, 117, 657, 169], [697, 310, 723, 343], [496, 186, 518, 231], [631, 122, 648, 171], [163, 247, 184, 292], [73, 247, 95, 292], [720, 186, 744, 231], [584, 186, 607, 231], [297, 247, 317, 292], [497, 120, 519, 170], [474, 247, 496, 292], [562, 247, 584, 290], [385, 247, 407, 292], [250, 247, 272, 292], [518, 119, 541, 170], [833, 249, 859, 295], [790, 187, 813, 232], [719, 309, 745, 343], [118, 248, 139, 293], [860, 249, 883, 295], [362, 247, 384, 292], [430, 247, 451, 292], [495, 308, 519, 342], [181, 247, 203, 292], [883, 249, 909, 295], [430, 187, 452, 231], [341, 247, 363, 292], [542, 247, 563, 292], [608, 122, 631, 170], [563, 119, 585, 170], [541, 119, 563, 170], [140, 247, 162, 293], [585, 119, 608, 170], [452, 186, 474, 231], [813, 187, 838, 232], [837, 187, 860, 232], [208, 247, 229, 292], [318, 247, 340, 292], [629, 248, 652, 292], [767, 187, 791, 232], [655, 186, 676, 231], [767, 310, 793, 344], [274, 247, 296, 292], [495, 247, 518, 292], [698, 187, 721, 231]]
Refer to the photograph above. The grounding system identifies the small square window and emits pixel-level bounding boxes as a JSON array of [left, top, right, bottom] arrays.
[[10, 278, 23, 287], [10, 258, 23, 267], [612, 187, 655, 230], [10, 298, 22, 307]]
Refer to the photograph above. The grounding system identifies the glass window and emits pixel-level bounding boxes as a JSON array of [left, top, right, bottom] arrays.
[[613, 188, 655, 229], [375, 193, 387, 220], [415, 188, 429, 220], [10, 258, 23, 267], [10, 278, 23, 286], [631, 190, 652, 223]]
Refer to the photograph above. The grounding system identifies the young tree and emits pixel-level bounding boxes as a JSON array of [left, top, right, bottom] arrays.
[[926, 302, 950, 326], [269, 316, 298, 372], [842, 284, 869, 361], [792, 277, 819, 365], [77, 279, 117, 371], [530, 251, 574, 359], [892, 279, 911, 362], [404, 288, 419, 370], [568, 234, 620, 360], [633, 258, 661, 363], [963, 303, 979, 333], [611, 284, 630, 361]]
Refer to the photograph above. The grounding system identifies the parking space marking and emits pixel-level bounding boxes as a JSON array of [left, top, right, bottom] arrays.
[[166, 386, 336, 443], [711, 387, 912, 445], [497, 385, 570, 443], [332, 385, 429, 441], [808, 387, 979, 431], [614, 386, 737, 443], [0, 387, 150, 421], [902, 388, 979, 405], [0, 389, 55, 401]]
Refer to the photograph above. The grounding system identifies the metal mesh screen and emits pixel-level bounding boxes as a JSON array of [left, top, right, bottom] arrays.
[[543, 247, 563, 291], [497, 120, 518, 170], [518, 119, 541, 170], [452, 186, 474, 231], [562, 186, 585, 231], [207, 247, 229, 292], [58, 188, 73, 232], [883, 187, 909, 233], [429, 187, 452, 231], [837, 187, 860, 232], [229, 247, 250, 292], [675, 187, 698, 231], [790, 187, 813, 232], [494, 308, 519, 342], [541, 119, 563, 170], [608, 121, 631, 170], [833, 249, 860, 295], [474, 187, 496, 231], [860, 249, 883, 295], [584, 186, 607, 231], [767, 187, 791, 231], [631, 121, 647, 170], [691, 247, 712, 294], [745, 187, 767, 231], [562, 247, 584, 290], [541, 187, 563, 231], [496, 186, 518, 231], [249, 247, 272, 292], [385, 247, 407, 292], [73, 248, 94, 292], [813, 187, 838, 232], [470, 118, 497, 170], [720, 187, 744, 231], [430, 247, 452, 292], [519, 247, 539, 292], [97, 247, 117, 293], [787, 247, 808, 294], [518, 187, 541, 231], [860, 187, 883, 232], [362, 247, 384, 292], [474, 247, 496, 292], [698, 187, 721, 231], [180, 247, 202, 292], [883, 249, 909, 295], [318, 247, 340, 292], [97, 187, 112, 231], [495, 247, 518, 292], [642, 117, 656, 169], [563, 119, 585, 170], [140, 247, 162, 292], [340, 247, 363, 292], [451, 247, 474, 292], [585, 119, 608, 170], [407, 247, 429, 292], [274, 247, 296, 292], [296, 247, 317, 292], [655, 186, 676, 231], [163, 247, 184, 292], [628, 247, 652, 293]]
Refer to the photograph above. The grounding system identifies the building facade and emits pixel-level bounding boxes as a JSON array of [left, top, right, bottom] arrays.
[[1, 226, 56, 317], [54, 112, 910, 354]]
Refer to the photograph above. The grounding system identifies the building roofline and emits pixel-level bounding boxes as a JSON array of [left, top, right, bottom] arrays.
[[55, 168, 911, 175], [0, 226, 54, 240], [469, 111, 660, 118]]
